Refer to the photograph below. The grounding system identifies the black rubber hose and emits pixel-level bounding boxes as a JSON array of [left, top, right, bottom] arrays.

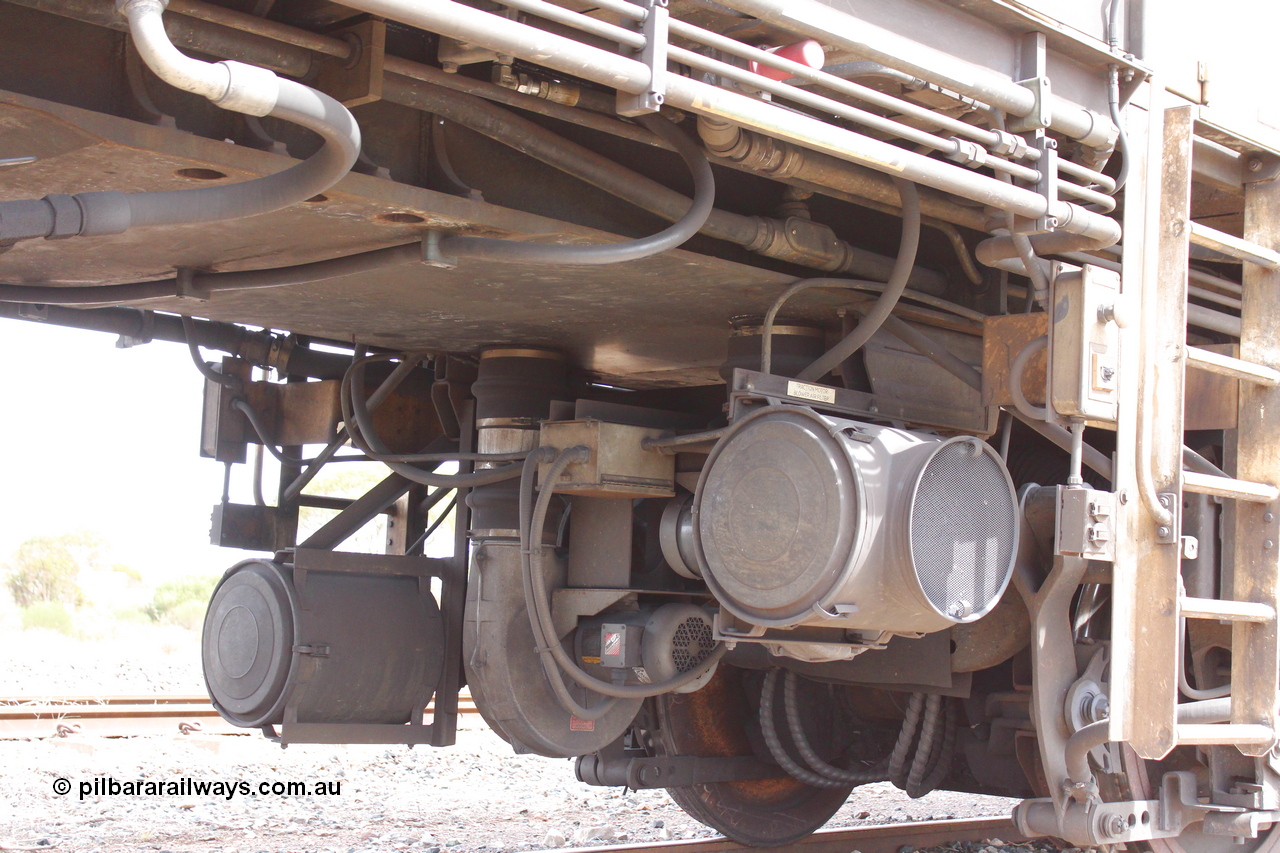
[[0, 241, 424, 306], [783, 670, 886, 785], [758, 669, 847, 789], [438, 113, 714, 265], [795, 179, 920, 381], [906, 693, 942, 794], [888, 693, 925, 790], [0, 77, 358, 246], [914, 700, 958, 796]]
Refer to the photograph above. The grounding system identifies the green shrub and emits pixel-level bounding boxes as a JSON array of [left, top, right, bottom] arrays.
[[112, 606, 152, 625], [4, 534, 95, 608], [148, 575, 219, 625], [21, 601, 74, 635], [165, 599, 210, 631]]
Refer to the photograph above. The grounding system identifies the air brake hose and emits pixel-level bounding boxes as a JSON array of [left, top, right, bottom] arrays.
[[0, 0, 359, 246], [758, 669, 847, 789], [436, 113, 714, 265], [793, 179, 920, 381]]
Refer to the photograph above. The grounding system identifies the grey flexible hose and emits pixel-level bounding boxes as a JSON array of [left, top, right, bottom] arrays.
[[758, 669, 847, 789], [518, 451, 619, 722], [783, 670, 886, 785], [524, 446, 729, 701], [343, 354, 526, 487], [181, 314, 241, 392], [794, 180, 921, 381], [0, 5, 359, 245], [1009, 335, 1049, 421], [232, 399, 305, 465], [0, 242, 425, 306], [438, 114, 714, 265]]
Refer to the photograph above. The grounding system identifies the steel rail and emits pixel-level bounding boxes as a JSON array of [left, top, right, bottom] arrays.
[[0, 694, 479, 738], [564, 817, 1025, 853]]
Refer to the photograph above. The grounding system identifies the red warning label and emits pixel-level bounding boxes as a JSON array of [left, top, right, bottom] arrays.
[[570, 716, 596, 732]]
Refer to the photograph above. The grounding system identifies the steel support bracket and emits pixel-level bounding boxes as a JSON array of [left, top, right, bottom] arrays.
[[1155, 492, 1181, 544], [313, 18, 387, 107], [1008, 32, 1053, 133], [1242, 152, 1280, 184], [616, 0, 669, 117], [1012, 133, 1059, 234]]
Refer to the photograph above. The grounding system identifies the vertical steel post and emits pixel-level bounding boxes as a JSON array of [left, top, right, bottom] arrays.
[[1229, 164, 1280, 756], [1112, 99, 1192, 759]]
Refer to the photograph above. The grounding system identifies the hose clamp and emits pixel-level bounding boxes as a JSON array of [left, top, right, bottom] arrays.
[[214, 61, 280, 117]]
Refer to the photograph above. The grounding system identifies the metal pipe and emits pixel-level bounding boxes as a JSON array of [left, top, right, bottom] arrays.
[[335, 0, 1121, 246], [0, 304, 352, 378], [561, 0, 1114, 190], [394, 81, 945, 287], [712, 0, 1118, 149], [1065, 719, 1110, 785]]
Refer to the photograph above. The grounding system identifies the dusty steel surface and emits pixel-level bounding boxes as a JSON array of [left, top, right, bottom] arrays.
[[558, 816, 1026, 853]]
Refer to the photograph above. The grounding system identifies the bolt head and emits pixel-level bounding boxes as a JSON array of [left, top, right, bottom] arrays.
[[1266, 539, 1275, 550], [1249, 157, 1265, 172], [1158, 525, 1171, 538]]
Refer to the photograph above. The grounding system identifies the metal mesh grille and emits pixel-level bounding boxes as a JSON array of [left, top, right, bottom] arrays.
[[671, 617, 714, 672], [909, 441, 1016, 620]]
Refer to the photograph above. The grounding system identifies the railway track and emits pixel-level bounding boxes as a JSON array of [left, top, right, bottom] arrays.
[[563, 818, 1027, 853], [0, 694, 480, 738]]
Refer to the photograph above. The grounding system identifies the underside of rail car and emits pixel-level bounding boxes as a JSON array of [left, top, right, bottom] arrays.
[[4, 0, 1280, 848]]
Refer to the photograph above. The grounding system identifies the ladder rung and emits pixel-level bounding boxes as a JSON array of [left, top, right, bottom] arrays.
[[1189, 222, 1280, 270], [1177, 724, 1275, 746], [1181, 596, 1276, 623], [1182, 471, 1280, 503], [1186, 346, 1280, 387]]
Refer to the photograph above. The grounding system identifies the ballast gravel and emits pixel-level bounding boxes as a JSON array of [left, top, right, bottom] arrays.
[[0, 633, 1024, 853]]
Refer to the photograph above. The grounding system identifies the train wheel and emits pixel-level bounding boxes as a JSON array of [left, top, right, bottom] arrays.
[[653, 665, 852, 847], [1110, 746, 1280, 853]]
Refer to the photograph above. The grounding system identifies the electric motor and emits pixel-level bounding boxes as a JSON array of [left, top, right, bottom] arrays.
[[693, 405, 1019, 634]]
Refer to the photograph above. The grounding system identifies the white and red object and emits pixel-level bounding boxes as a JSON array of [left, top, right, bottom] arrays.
[[747, 39, 825, 81]]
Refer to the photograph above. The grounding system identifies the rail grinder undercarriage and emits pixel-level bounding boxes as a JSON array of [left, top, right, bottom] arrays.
[[4, 0, 1280, 847]]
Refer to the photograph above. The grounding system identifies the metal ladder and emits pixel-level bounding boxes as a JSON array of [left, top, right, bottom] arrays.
[[1114, 103, 1280, 759]]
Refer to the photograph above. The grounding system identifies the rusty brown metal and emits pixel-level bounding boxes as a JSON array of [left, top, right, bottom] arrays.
[[1184, 343, 1241, 431], [313, 19, 387, 108], [1110, 99, 1192, 760], [981, 313, 1048, 409], [1228, 158, 1280, 756]]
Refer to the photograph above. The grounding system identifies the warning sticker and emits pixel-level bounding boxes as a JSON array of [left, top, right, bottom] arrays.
[[602, 631, 622, 658], [786, 380, 837, 404], [569, 716, 596, 732]]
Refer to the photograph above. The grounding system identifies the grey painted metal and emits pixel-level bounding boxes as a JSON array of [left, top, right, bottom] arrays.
[[335, 0, 1121, 246], [709, 0, 1117, 148]]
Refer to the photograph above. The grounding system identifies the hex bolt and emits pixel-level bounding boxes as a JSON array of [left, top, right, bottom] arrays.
[[1158, 525, 1171, 539], [1104, 814, 1128, 838]]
